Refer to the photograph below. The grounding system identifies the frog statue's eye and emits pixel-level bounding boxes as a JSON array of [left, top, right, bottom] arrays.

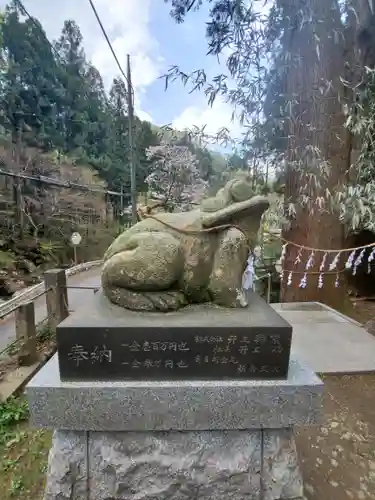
[[230, 179, 254, 203]]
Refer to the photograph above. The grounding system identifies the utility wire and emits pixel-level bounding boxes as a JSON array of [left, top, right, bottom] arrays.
[[0, 107, 108, 124], [13, 0, 134, 112], [87, 0, 134, 106], [14, 0, 59, 58], [87, 0, 138, 223], [0, 168, 125, 197], [9, 0, 135, 207], [13, 0, 109, 106]]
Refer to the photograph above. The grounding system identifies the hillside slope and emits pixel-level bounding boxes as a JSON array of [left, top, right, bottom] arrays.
[[0, 139, 118, 298]]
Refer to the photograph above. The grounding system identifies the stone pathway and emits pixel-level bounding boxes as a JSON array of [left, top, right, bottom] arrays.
[[272, 302, 375, 373]]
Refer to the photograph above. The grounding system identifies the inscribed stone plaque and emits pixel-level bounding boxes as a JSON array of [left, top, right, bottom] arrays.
[[56, 291, 292, 381]]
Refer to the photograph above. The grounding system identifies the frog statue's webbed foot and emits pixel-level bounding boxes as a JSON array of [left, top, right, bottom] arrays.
[[101, 231, 187, 312]]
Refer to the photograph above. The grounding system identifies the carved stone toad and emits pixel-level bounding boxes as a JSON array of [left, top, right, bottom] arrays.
[[101, 179, 269, 311]]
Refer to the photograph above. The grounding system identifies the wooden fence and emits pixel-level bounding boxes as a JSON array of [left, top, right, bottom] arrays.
[[0, 264, 101, 367], [7, 269, 68, 366]]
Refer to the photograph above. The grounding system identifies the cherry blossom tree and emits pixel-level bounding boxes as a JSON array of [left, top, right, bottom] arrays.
[[145, 141, 206, 211]]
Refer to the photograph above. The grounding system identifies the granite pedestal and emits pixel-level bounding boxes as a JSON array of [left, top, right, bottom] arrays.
[[26, 293, 322, 499], [54, 291, 293, 381], [26, 353, 323, 500]]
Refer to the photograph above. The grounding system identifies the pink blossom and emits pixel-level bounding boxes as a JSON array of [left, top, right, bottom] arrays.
[[145, 142, 207, 209]]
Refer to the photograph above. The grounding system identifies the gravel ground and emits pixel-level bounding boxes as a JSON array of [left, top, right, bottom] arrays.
[[296, 374, 375, 500]]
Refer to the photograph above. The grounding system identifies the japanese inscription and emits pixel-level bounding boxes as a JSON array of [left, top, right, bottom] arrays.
[[57, 324, 291, 381], [68, 344, 113, 366]]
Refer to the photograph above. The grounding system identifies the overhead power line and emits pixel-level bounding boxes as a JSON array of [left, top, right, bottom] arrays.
[[0, 168, 124, 197], [87, 0, 138, 223], [13, 0, 109, 105], [15, 0, 67, 66], [13, 0, 133, 110], [87, 0, 134, 105], [126, 55, 137, 224], [10, 0, 137, 211]]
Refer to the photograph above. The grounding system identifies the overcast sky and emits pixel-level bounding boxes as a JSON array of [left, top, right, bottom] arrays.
[[0, 0, 245, 140]]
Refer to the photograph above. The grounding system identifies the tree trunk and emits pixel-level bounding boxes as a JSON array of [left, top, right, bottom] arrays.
[[280, 0, 352, 311]]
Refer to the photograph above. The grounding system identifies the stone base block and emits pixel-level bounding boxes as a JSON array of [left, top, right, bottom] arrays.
[[26, 354, 323, 431], [44, 428, 304, 500]]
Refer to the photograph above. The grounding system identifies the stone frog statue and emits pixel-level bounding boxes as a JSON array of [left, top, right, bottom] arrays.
[[101, 178, 269, 311]]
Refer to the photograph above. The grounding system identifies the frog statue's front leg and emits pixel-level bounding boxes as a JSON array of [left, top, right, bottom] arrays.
[[101, 231, 187, 311], [208, 228, 249, 308]]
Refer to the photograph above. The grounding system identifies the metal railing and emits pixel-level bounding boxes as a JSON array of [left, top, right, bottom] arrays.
[[0, 260, 102, 320], [0, 264, 102, 367]]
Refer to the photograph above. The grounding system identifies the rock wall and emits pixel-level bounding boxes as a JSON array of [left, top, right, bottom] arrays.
[[44, 428, 304, 500]]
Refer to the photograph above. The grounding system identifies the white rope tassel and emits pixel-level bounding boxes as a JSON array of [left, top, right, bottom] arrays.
[[287, 272, 293, 286], [242, 253, 255, 291]]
